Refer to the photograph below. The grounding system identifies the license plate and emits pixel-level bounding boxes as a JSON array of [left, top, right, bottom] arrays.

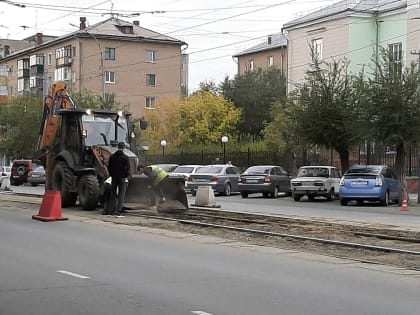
[[352, 181, 368, 186], [246, 179, 258, 183], [195, 179, 208, 182]]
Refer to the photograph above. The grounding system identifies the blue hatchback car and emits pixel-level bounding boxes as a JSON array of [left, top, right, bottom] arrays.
[[339, 165, 403, 206]]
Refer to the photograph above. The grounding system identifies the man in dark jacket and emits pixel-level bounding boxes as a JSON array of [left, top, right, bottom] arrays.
[[104, 142, 130, 217]]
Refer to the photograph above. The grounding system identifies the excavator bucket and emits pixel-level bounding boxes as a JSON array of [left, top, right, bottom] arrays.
[[124, 174, 188, 213]]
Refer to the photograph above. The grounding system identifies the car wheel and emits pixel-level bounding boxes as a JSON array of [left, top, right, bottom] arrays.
[[326, 188, 334, 201], [340, 198, 348, 206], [240, 192, 248, 198], [223, 183, 231, 196], [270, 186, 279, 198], [380, 191, 390, 206], [293, 195, 300, 202]]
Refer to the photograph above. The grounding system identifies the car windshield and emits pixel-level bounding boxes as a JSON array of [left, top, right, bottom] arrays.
[[196, 166, 223, 174], [243, 166, 270, 174], [173, 166, 196, 173], [297, 167, 329, 177], [346, 166, 380, 175], [82, 115, 128, 147]]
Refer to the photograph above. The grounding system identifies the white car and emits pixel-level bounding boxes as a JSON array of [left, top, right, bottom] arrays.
[[290, 166, 341, 201], [0, 166, 12, 185], [170, 165, 202, 190]]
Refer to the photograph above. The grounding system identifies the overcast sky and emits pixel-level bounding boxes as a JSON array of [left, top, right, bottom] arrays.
[[0, 0, 335, 91]]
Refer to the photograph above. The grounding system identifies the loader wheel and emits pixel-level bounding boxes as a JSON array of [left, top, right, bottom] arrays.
[[78, 174, 100, 210], [52, 161, 77, 207]]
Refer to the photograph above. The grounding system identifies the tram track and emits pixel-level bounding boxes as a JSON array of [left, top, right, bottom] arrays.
[[2, 192, 420, 270]]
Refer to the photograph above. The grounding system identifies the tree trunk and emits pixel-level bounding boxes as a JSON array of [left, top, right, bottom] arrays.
[[394, 141, 406, 183], [337, 149, 349, 173]]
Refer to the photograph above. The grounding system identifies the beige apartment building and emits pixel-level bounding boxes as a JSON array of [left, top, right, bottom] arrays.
[[0, 17, 188, 118], [233, 33, 288, 77]]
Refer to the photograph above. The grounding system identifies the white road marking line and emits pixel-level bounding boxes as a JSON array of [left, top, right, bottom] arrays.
[[57, 270, 90, 279], [192, 311, 214, 315]]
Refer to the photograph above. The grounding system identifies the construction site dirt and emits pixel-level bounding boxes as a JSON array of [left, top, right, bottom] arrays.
[[1, 193, 419, 271]]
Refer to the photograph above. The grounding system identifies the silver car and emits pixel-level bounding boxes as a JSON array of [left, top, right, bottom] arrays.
[[188, 164, 241, 196]]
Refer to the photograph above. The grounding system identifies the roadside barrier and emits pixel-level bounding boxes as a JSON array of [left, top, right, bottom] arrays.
[[0, 178, 11, 191], [32, 190, 68, 221], [192, 186, 220, 208]]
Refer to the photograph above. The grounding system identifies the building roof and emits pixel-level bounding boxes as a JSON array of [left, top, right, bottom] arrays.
[[0, 39, 35, 56], [0, 17, 186, 61], [233, 33, 288, 57], [283, 0, 406, 29]]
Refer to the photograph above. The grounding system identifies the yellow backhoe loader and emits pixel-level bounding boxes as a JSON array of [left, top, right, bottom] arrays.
[[33, 81, 188, 212]]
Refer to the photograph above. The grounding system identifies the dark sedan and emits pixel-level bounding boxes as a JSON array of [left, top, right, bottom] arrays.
[[238, 165, 291, 198]]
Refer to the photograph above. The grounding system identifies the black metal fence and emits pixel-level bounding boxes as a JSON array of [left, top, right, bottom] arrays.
[[139, 146, 420, 176]]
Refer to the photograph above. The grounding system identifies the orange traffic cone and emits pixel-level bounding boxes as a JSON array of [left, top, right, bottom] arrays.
[[400, 193, 409, 212], [32, 190, 68, 221]]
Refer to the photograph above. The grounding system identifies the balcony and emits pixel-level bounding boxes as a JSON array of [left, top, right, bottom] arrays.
[[56, 56, 72, 67], [30, 64, 44, 75], [17, 69, 29, 78]]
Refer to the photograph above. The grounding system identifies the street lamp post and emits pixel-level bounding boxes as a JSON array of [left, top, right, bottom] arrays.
[[221, 136, 228, 164], [160, 140, 167, 162]]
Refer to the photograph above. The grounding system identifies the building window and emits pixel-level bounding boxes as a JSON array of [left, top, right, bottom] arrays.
[[248, 60, 254, 71], [54, 67, 71, 81], [105, 47, 116, 60], [311, 38, 323, 61], [146, 74, 156, 86], [47, 53, 52, 65], [389, 43, 402, 62], [146, 50, 157, 63], [30, 54, 44, 66], [55, 46, 71, 59], [105, 71, 115, 83], [268, 56, 274, 67], [17, 59, 29, 70], [146, 97, 156, 108], [388, 42, 403, 75]]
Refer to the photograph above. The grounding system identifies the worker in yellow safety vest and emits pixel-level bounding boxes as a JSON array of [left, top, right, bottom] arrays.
[[137, 165, 169, 209]]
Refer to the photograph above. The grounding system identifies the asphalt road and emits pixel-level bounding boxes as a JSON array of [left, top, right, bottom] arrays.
[[1, 204, 420, 315]]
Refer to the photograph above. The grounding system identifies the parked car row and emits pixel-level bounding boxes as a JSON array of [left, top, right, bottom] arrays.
[[167, 163, 292, 198], [165, 163, 403, 207], [7, 159, 402, 207], [6, 160, 46, 186], [291, 164, 403, 207]]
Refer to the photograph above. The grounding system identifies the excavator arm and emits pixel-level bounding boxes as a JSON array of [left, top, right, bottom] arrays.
[[34, 82, 76, 188]]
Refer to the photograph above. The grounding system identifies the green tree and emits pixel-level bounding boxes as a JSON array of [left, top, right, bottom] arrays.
[[0, 95, 43, 159], [365, 49, 420, 181], [221, 68, 287, 140], [142, 92, 241, 152], [290, 58, 361, 172], [72, 90, 120, 110], [196, 79, 220, 95]]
